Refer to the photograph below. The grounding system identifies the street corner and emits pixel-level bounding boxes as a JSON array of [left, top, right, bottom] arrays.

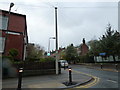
[[75, 76, 100, 88], [69, 70, 100, 88], [60, 69, 95, 89]]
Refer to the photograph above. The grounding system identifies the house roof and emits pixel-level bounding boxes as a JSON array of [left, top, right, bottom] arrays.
[[1, 9, 26, 17], [1, 9, 28, 43]]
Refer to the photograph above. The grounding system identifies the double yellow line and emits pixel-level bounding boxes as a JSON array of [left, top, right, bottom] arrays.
[[76, 76, 100, 88], [69, 70, 100, 89]]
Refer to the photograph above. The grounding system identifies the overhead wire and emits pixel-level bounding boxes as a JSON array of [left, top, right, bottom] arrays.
[[0, 2, 118, 8]]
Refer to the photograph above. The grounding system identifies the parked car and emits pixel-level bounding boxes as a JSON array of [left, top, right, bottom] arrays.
[[59, 60, 68, 68]]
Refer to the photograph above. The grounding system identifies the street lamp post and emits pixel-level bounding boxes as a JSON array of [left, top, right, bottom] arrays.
[[9, 3, 14, 14], [4, 2, 14, 54], [48, 37, 56, 55], [55, 7, 59, 75]]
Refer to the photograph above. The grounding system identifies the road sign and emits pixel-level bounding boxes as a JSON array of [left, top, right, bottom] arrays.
[[99, 53, 106, 56]]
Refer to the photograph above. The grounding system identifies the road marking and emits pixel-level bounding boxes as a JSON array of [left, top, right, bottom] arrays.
[[76, 76, 100, 88], [64, 70, 100, 90], [72, 70, 100, 88], [100, 69, 118, 72], [84, 65, 119, 72], [107, 80, 117, 83]]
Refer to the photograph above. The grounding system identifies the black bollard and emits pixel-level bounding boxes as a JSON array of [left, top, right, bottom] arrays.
[[17, 68, 23, 90], [68, 67, 72, 84], [101, 64, 103, 69], [64, 62, 65, 70], [115, 64, 118, 70]]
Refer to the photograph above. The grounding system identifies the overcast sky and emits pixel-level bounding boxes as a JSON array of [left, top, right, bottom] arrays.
[[0, 0, 119, 51]]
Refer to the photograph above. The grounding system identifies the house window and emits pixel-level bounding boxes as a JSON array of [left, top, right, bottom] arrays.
[[0, 15, 8, 30], [7, 31, 20, 35], [0, 37, 5, 53]]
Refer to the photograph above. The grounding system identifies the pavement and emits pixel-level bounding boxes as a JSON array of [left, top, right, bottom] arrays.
[[2, 68, 93, 89], [3, 63, 118, 89]]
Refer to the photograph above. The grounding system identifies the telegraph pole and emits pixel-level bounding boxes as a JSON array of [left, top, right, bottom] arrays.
[[55, 7, 58, 74]]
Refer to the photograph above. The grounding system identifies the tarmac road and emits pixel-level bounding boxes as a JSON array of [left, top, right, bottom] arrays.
[[70, 64, 119, 89]]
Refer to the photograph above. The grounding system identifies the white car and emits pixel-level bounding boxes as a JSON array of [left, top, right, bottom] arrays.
[[59, 60, 69, 68]]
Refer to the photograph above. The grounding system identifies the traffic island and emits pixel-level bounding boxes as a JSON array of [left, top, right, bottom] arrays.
[[61, 77, 93, 88], [62, 81, 78, 86], [60, 67, 94, 88]]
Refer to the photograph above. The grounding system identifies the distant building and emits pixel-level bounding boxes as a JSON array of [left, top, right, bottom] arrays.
[[49, 38, 89, 59], [58, 47, 66, 59], [0, 10, 28, 60], [49, 47, 66, 60], [79, 38, 89, 56]]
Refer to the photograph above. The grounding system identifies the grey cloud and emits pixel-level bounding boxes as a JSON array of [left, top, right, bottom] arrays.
[[0, 1, 118, 51]]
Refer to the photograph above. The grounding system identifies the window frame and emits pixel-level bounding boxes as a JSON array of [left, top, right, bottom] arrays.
[[0, 15, 8, 30], [0, 37, 5, 53]]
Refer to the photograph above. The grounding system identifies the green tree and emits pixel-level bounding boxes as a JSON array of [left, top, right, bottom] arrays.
[[9, 48, 18, 60], [99, 24, 120, 62], [65, 44, 78, 64], [88, 40, 101, 56], [88, 24, 120, 63], [26, 43, 44, 60], [112, 31, 120, 56]]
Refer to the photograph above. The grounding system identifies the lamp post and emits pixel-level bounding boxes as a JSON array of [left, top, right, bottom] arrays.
[[48, 37, 56, 55], [55, 7, 59, 75], [4, 2, 14, 54], [9, 3, 14, 14]]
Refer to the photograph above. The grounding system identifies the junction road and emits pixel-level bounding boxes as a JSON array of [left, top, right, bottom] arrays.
[[70, 64, 119, 89]]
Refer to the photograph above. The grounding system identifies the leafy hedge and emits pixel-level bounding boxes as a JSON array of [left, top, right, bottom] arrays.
[[40, 57, 55, 62], [79, 54, 94, 63], [25, 57, 55, 62]]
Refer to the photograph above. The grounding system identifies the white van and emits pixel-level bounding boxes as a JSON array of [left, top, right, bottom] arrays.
[[59, 60, 69, 68]]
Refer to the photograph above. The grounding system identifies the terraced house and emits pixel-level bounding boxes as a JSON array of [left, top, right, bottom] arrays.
[[0, 10, 28, 60]]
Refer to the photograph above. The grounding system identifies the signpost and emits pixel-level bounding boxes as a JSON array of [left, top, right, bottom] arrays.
[[99, 53, 106, 69]]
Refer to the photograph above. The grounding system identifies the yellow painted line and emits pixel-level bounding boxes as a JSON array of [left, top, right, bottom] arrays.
[[64, 70, 100, 89], [64, 77, 99, 90], [83, 65, 118, 72], [73, 70, 100, 88], [76, 77, 100, 88]]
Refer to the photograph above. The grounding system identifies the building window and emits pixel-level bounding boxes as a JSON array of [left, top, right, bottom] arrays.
[[0, 37, 5, 53], [0, 15, 8, 30], [7, 31, 21, 35]]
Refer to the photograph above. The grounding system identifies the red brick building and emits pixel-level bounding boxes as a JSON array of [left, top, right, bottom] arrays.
[[80, 38, 89, 55], [0, 10, 28, 60]]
